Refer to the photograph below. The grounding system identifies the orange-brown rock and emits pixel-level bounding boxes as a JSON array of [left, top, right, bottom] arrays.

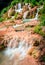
[[0, 22, 5, 28], [29, 6, 37, 17], [18, 55, 39, 65], [14, 19, 23, 24]]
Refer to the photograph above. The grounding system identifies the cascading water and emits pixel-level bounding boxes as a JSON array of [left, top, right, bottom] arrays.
[[23, 6, 43, 22], [15, 3, 22, 13], [23, 8, 39, 22], [2, 36, 33, 65], [18, 3, 21, 9]]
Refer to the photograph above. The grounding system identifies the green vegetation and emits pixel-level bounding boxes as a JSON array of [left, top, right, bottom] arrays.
[[34, 25, 45, 37], [34, 1, 45, 37], [0, 17, 4, 22], [42, 2, 45, 14], [42, 55, 45, 62], [40, 14, 45, 26], [14, 13, 18, 19], [40, 2, 45, 26], [0, 0, 45, 17], [34, 25, 41, 34], [40, 55, 45, 62], [0, 0, 45, 22]]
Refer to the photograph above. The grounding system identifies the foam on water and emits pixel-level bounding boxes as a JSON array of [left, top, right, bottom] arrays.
[[4, 37, 33, 61]]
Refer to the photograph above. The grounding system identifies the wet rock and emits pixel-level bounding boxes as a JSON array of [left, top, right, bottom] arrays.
[[18, 55, 39, 65], [24, 20, 39, 27]]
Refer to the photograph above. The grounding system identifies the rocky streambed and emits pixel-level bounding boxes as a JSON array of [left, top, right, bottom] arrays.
[[0, 19, 45, 65]]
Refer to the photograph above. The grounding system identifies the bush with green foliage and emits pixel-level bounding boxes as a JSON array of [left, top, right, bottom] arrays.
[[40, 55, 45, 62], [14, 13, 18, 19], [0, 17, 4, 22], [34, 25, 45, 37], [39, 1, 45, 26], [34, 25, 41, 33], [42, 2, 45, 14], [40, 14, 45, 26]]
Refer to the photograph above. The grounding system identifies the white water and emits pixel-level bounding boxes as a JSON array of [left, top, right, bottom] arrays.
[[23, 6, 43, 23], [4, 7, 39, 60], [13, 24, 23, 28], [15, 3, 22, 13], [0, 5, 43, 65], [18, 3, 21, 9], [15, 9, 22, 13], [3, 36, 33, 65], [4, 39, 32, 59], [23, 7, 39, 22]]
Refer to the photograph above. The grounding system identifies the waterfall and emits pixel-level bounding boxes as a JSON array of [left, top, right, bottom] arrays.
[[34, 6, 43, 20], [4, 36, 33, 65], [18, 3, 21, 9], [23, 8, 39, 22], [15, 3, 22, 13], [34, 9, 38, 20]]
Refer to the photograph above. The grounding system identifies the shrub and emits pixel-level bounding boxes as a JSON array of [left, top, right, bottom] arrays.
[[0, 8, 7, 16], [40, 14, 45, 26], [0, 17, 4, 22], [42, 1, 45, 14], [34, 25, 41, 34], [39, 55, 45, 62], [14, 13, 18, 19], [34, 25, 45, 37]]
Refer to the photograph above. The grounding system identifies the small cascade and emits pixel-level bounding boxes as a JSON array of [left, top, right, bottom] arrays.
[[15, 3, 22, 13], [18, 3, 21, 9], [4, 36, 33, 65], [13, 24, 23, 28], [34, 6, 43, 20], [34, 9, 38, 20], [23, 8, 39, 22]]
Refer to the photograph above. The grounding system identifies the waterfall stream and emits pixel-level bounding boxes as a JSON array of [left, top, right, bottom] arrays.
[[0, 6, 43, 65], [23, 8, 39, 22], [4, 37, 33, 60], [0, 37, 33, 65]]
